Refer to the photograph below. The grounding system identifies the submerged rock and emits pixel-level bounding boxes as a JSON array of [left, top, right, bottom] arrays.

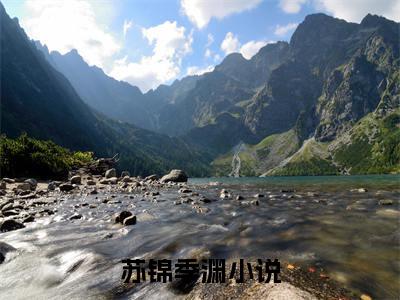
[[160, 170, 188, 183]]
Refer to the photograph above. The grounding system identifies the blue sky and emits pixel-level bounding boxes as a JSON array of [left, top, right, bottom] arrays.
[[2, 0, 399, 92]]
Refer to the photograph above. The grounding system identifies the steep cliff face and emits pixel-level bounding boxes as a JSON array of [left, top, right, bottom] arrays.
[[212, 14, 400, 176]]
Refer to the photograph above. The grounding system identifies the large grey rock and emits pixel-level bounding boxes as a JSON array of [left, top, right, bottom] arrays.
[[160, 170, 188, 183], [105, 168, 117, 178]]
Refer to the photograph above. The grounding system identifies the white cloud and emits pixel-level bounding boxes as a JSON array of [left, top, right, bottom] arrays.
[[21, 0, 120, 69], [214, 53, 222, 62], [240, 40, 269, 59], [123, 20, 133, 37], [279, 0, 306, 13], [220, 32, 240, 55], [274, 22, 298, 36], [206, 33, 214, 47], [205, 48, 212, 58], [186, 65, 214, 76], [315, 0, 400, 22], [110, 21, 193, 92], [180, 0, 262, 29]]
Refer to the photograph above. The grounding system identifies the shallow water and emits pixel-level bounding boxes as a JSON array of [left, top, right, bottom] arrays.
[[1, 175, 399, 299]]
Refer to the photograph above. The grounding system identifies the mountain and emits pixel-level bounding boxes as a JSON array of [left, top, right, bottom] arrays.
[[5, 1, 398, 177], [35, 43, 161, 130], [212, 13, 399, 176], [0, 3, 210, 177]]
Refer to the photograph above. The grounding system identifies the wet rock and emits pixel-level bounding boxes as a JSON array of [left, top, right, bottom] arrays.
[[160, 169, 188, 183], [114, 211, 132, 224], [123, 215, 137, 226], [17, 182, 31, 191], [145, 174, 158, 181], [200, 197, 212, 203], [23, 215, 35, 223], [59, 183, 74, 192], [254, 193, 264, 198], [236, 195, 244, 200], [105, 168, 117, 178], [281, 189, 294, 193], [47, 182, 57, 191], [0, 242, 16, 264], [24, 178, 37, 190], [99, 179, 109, 184], [2, 210, 19, 217], [69, 213, 82, 220], [0, 219, 25, 232], [121, 171, 130, 177], [87, 179, 96, 186], [90, 189, 98, 195], [70, 175, 81, 185], [0, 182, 6, 190], [89, 204, 97, 209], [179, 188, 192, 194], [378, 199, 393, 205], [2, 178, 15, 184]]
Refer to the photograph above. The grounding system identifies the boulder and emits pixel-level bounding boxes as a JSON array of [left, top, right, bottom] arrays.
[[0, 219, 25, 232], [87, 180, 96, 186], [105, 168, 117, 178], [0, 242, 16, 264], [47, 182, 57, 191], [0, 182, 6, 190], [24, 178, 37, 190], [114, 211, 132, 224], [121, 171, 130, 177], [59, 183, 74, 192], [70, 175, 81, 185], [160, 170, 188, 183], [2, 178, 15, 184], [123, 215, 137, 226]]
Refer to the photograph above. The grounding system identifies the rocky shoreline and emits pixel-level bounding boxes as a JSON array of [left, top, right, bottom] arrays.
[[0, 163, 391, 299]]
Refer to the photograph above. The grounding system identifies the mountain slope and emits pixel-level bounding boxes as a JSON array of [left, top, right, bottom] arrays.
[[212, 13, 400, 176], [0, 3, 210, 176], [35, 43, 161, 130]]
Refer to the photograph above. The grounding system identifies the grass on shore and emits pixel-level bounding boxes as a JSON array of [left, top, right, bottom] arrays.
[[0, 133, 93, 180]]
